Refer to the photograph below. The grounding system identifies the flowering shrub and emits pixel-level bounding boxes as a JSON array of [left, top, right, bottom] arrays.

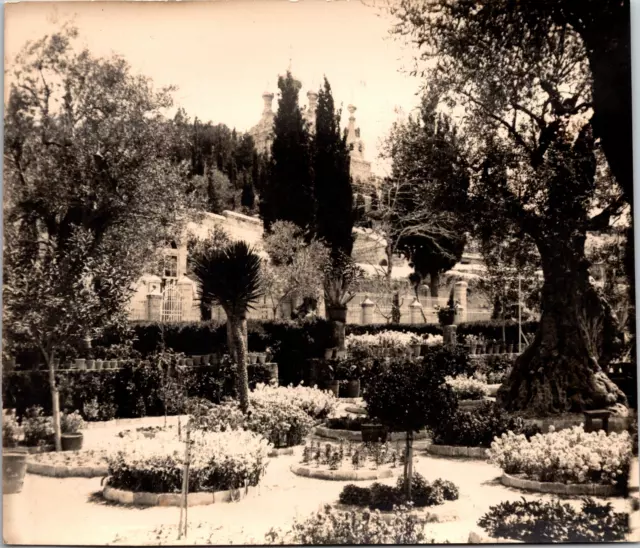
[[478, 498, 630, 542], [250, 383, 337, 421], [339, 473, 459, 510], [488, 425, 633, 486], [192, 398, 314, 448], [2, 409, 22, 448], [106, 429, 270, 493], [60, 411, 85, 434], [445, 375, 489, 400], [431, 402, 541, 448], [265, 504, 434, 544], [346, 331, 442, 351], [21, 405, 54, 446]]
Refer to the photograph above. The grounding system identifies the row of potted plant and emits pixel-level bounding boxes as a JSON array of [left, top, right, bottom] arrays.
[[464, 335, 517, 355], [8, 351, 275, 372]]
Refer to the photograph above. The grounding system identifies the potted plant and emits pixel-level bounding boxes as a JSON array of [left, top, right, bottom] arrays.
[[409, 335, 422, 358], [257, 352, 267, 364], [95, 359, 103, 371], [336, 360, 361, 398], [466, 335, 479, 355], [75, 358, 86, 370], [3, 413, 27, 495], [60, 411, 85, 451]]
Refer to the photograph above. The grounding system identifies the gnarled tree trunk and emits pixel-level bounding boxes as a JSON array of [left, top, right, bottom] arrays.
[[429, 271, 440, 299], [498, 238, 626, 415], [326, 305, 348, 351]]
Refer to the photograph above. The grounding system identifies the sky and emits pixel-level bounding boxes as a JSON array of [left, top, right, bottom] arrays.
[[4, 0, 423, 175]]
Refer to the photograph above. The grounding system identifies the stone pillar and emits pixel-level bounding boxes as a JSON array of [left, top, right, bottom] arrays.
[[361, 297, 374, 324], [177, 276, 195, 321], [454, 281, 468, 324], [409, 298, 423, 324], [147, 291, 163, 322], [443, 325, 457, 350]]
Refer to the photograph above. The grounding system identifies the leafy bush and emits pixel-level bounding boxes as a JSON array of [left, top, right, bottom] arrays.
[[478, 498, 630, 542], [265, 504, 434, 545], [2, 409, 22, 448], [325, 415, 369, 431], [422, 345, 475, 378], [431, 402, 541, 448], [338, 473, 460, 511], [106, 429, 270, 493], [60, 411, 85, 434], [445, 375, 488, 400], [472, 354, 515, 384], [488, 426, 632, 486], [21, 405, 54, 446]]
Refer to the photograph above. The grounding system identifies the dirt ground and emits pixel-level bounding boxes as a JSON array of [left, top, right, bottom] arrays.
[[3, 416, 635, 545]]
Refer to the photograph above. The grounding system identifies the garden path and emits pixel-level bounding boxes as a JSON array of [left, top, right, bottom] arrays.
[[3, 421, 632, 545]]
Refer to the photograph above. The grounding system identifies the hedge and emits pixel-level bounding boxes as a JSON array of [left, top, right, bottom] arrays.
[[2, 362, 273, 421], [7, 319, 540, 386]]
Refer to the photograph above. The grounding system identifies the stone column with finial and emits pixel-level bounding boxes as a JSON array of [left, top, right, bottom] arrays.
[[409, 298, 423, 324], [361, 297, 374, 324]]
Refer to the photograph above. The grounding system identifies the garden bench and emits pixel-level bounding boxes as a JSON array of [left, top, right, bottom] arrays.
[[583, 409, 611, 434]]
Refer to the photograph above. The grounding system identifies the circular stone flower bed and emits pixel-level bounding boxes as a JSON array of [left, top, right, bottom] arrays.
[[103, 483, 256, 507], [27, 450, 109, 478], [290, 440, 403, 481], [500, 473, 621, 497], [103, 428, 271, 506], [427, 444, 488, 459]]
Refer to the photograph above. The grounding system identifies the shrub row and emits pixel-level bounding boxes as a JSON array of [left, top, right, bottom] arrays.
[[9, 319, 539, 386], [2, 361, 274, 421]]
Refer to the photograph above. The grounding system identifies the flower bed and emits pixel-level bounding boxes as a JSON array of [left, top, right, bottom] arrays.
[[291, 440, 403, 481], [338, 473, 459, 511], [27, 449, 108, 477], [488, 426, 632, 487], [431, 402, 541, 448], [105, 429, 270, 496], [250, 383, 337, 421], [500, 472, 619, 496], [193, 399, 315, 448], [445, 375, 489, 400]]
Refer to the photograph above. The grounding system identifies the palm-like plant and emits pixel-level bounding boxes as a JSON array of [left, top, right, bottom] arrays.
[[191, 240, 263, 412]]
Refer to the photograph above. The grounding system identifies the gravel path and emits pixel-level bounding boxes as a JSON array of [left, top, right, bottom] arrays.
[[2, 416, 635, 545]]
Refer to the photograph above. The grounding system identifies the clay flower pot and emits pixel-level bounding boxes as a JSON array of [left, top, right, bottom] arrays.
[[61, 433, 83, 451], [75, 359, 86, 371], [3, 452, 27, 494], [345, 379, 361, 398]]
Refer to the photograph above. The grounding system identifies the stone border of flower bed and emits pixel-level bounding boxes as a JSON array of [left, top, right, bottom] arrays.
[[314, 426, 429, 443], [458, 398, 496, 411], [267, 447, 295, 457], [427, 444, 488, 459], [102, 483, 255, 507], [333, 503, 459, 524], [500, 472, 620, 497], [344, 405, 367, 415], [27, 461, 108, 478], [290, 463, 396, 481]]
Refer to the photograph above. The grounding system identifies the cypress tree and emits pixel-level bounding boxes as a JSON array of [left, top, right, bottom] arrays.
[[241, 181, 256, 209], [313, 77, 354, 257], [260, 71, 315, 234]]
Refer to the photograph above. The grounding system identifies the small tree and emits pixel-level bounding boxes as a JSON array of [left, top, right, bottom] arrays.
[[262, 221, 329, 319], [363, 358, 457, 499], [191, 241, 263, 413]]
